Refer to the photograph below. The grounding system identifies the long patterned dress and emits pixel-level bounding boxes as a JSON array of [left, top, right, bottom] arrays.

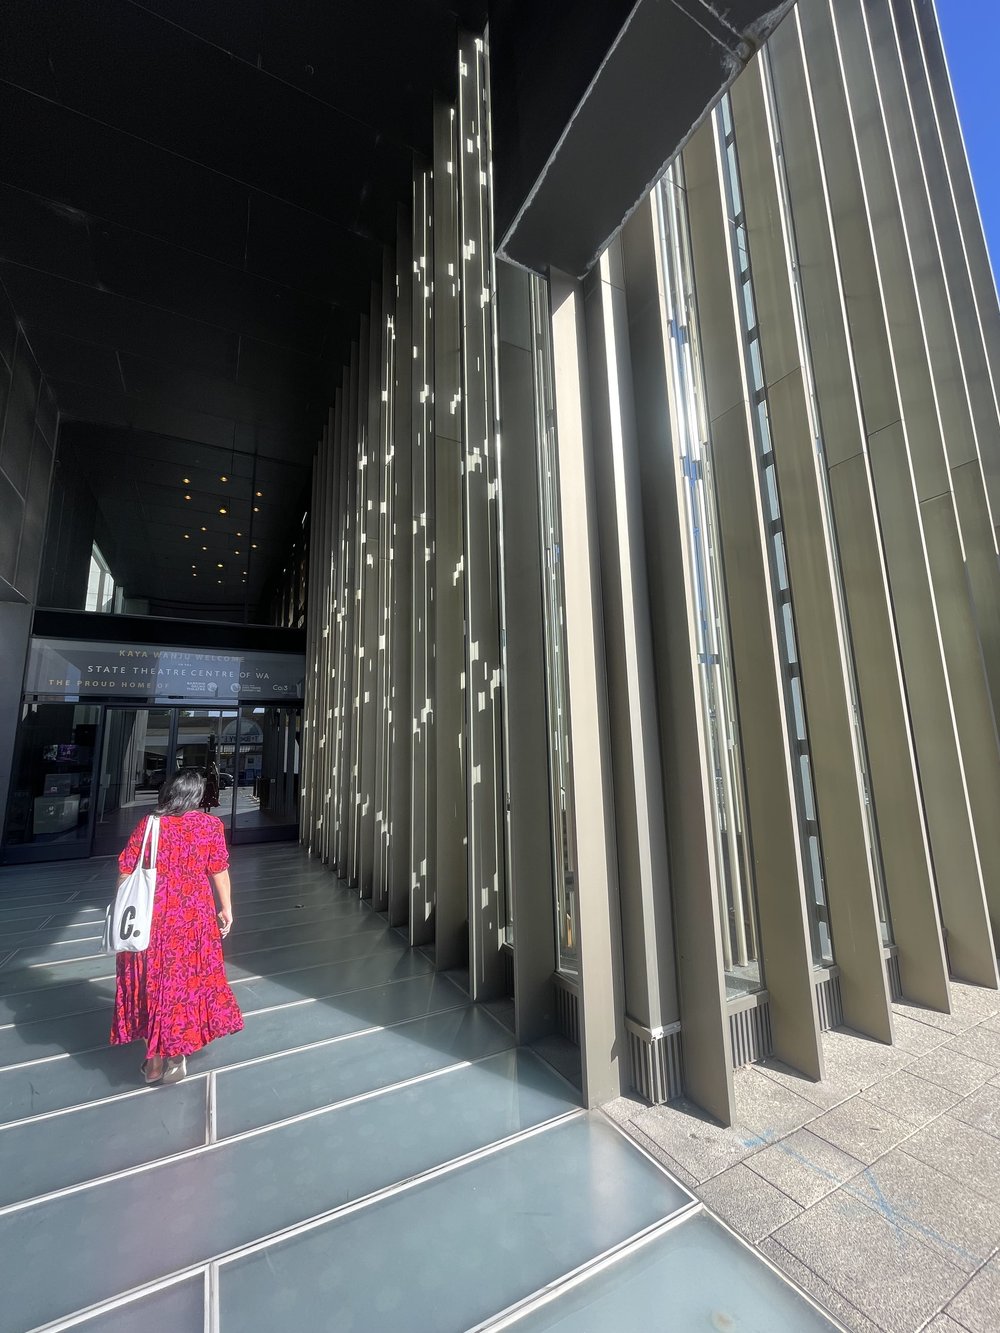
[[110, 811, 244, 1058]]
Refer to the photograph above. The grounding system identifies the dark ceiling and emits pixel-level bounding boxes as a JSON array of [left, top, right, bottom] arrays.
[[0, 0, 486, 613]]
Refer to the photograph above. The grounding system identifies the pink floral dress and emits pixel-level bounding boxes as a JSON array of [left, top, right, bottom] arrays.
[[110, 811, 244, 1059]]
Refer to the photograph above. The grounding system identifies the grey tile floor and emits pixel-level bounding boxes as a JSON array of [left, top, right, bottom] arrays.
[[0, 845, 838, 1331], [607, 985, 1000, 1333]]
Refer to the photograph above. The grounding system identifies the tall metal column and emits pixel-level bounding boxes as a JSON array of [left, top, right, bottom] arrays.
[[432, 99, 469, 969], [549, 268, 626, 1108]]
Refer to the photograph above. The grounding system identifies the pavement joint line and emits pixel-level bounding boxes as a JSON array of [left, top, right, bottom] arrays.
[[28, 1268, 210, 1333], [0, 951, 447, 1034], [0, 933, 415, 999], [0, 912, 387, 959], [0, 997, 476, 1130], [0, 1070, 579, 1222], [25, 1111, 585, 1333], [469, 1205, 705, 1333], [0, 920, 397, 974]]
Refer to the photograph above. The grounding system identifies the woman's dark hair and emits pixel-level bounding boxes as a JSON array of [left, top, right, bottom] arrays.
[[156, 767, 206, 816]]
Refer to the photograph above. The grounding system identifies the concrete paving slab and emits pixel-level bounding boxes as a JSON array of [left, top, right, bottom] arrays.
[[852, 1149, 1000, 1275], [755, 1056, 854, 1110], [947, 984, 1000, 1028], [698, 1162, 803, 1241], [771, 1190, 967, 1333], [905, 1046, 996, 1096], [746, 1127, 865, 1208], [758, 1236, 885, 1333], [807, 1096, 915, 1165], [923, 1314, 977, 1333], [946, 1255, 1000, 1333], [891, 1000, 969, 1037], [732, 1065, 825, 1136], [945, 1027, 1000, 1071], [950, 1083, 1000, 1142], [820, 1028, 916, 1093], [901, 1115, 1000, 1205], [626, 1098, 757, 1184], [861, 1070, 963, 1127], [891, 1013, 954, 1055]]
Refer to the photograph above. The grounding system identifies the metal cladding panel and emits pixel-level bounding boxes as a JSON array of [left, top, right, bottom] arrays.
[[797, 0, 998, 989], [766, 13, 947, 1014], [458, 35, 507, 1001], [409, 163, 436, 947], [867, 420, 998, 987], [733, 58, 892, 1042], [432, 97, 470, 971], [683, 116, 823, 1086], [583, 242, 678, 1035], [621, 195, 735, 1114], [388, 207, 414, 930], [496, 263, 558, 1044], [548, 268, 627, 1108]]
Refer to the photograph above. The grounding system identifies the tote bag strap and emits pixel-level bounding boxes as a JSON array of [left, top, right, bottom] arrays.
[[136, 814, 158, 870], [148, 814, 160, 870]]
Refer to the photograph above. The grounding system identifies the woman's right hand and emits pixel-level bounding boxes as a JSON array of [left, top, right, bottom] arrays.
[[218, 907, 233, 937]]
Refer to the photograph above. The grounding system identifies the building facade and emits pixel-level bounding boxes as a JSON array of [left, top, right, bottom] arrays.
[[300, 0, 1000, 1124]]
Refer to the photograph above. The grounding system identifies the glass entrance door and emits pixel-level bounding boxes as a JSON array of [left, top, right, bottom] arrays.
[[92, 708, 172, 858], [233, 706, 300, 842], [3, 702, 302, 863]]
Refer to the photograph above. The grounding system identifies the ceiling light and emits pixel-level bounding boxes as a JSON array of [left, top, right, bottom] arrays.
[[217, 579, 223, 585], [217, 562, 224, 569], [255, 490, 263, 498], [234, 550, 240, 556], [192, 573, 197, 578], [242, 570, 248, 576], [253, 506, 260, 513], [220, 475, 228, 482], [219, 506, 228, 515], [202, 546, 207, 551], [236, 531, 242, 537], [184, 494, 192, 501], [183, 533, 190, 540], [251, 543, 257, 549], [201, 526, 207, 532], [191, 564, 196, 569], [183, 477, 191, 484]]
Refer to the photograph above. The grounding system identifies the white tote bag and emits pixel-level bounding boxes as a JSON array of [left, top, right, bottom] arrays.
[[103, 815, 160, 954]]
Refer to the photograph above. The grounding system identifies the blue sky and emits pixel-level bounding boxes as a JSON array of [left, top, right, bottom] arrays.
[[937, 0, 1000, 276]]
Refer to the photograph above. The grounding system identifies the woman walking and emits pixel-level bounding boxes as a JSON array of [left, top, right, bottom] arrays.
[[110, 767, 243, 1084]]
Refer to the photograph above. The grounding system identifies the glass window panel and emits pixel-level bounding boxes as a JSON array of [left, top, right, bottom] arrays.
[[742, 279, 756, 331], [790, 674, 807, 742], [749, 338, 764, 394], [2, 703, 100, 851], [773, 530, 789, 590], [234, 706, 301, 835], [782, 602, 796, 664]]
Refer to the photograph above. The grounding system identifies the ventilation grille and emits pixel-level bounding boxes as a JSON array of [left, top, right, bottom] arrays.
[[502, 945, 515, 1000], [729, 999, 773, 1069], [884, 950, 902, 1002], [815, 972, 843, 1031], [625, 1019, 683, 1105], [553, 973, 580, 1046]]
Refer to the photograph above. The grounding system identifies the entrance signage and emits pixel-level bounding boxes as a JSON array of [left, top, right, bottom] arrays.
[[25, 638, 306, 703]]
